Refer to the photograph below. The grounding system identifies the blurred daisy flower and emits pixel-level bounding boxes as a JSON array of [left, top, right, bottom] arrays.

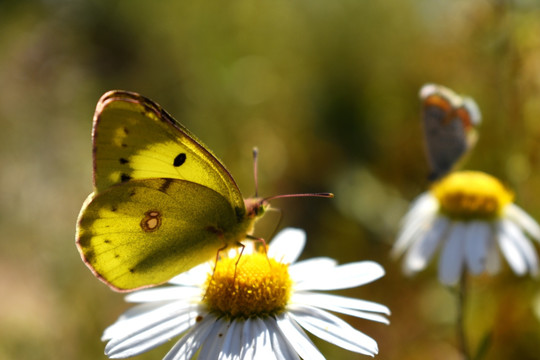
[[392, 171, 540, 285], [103, 228, 390, 359]]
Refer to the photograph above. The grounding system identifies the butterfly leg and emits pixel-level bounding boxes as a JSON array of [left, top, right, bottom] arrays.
[[210, 242, 229, 278], [201, 241, 229, 300], [245, 235, 272, 269], [233, 241, 246, 281]]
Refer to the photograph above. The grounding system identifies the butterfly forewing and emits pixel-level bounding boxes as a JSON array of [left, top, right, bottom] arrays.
[[92, 91, 245, 214]]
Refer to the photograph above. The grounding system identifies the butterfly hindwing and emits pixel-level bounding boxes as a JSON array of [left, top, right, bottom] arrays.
[[92, 91, 245, 214], [422, 98, 467, 178], [76, 178, 245, 291]]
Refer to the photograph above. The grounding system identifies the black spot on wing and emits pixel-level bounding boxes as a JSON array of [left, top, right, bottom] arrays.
[[121, 173, 132, 182], [78, 235, 90, 247], [119, 158, 129, 164], [173, 153, 186, 167], [85, 249, 95, 263], [159, 178, 174, 193]]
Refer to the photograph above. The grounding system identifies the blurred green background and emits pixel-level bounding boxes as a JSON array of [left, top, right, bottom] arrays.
[[3, 0, 540, 359]]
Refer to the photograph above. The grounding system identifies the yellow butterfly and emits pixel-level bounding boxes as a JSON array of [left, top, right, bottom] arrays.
[[76, 91, 331, 292]]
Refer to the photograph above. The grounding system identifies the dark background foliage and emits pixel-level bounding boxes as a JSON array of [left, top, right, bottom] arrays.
[[2, 0, 540, 359]]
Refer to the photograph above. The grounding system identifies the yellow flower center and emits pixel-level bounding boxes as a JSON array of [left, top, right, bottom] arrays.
[[203, 253, 292, 319], [431, 171, 514, 220]]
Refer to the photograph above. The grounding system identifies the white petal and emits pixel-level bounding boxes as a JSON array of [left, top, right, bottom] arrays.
[[169, 262, 213, 286], [102, 302, 167, 340], [498, 219, 538, 276], [102, 301, 196, 342], [403, 216, 449, 274], [293, 261, 384, 291], [105, 306, 199, 358], [293, 299, 388, 324], [288, 257, 337, 282], [497, 222, 527, 275], [241, 317, 299, 360], [125, 286, 201, 303], [220, 320, 244, 360], [237, 319, 255, 359], [401, 192, 438, 227], [292, 292, 389, 315], [263, 317, 300, 360], [239, 318, 273, 360], [485, 238, 501, 275], [438, 222, 466, 285], [464, 221, 492, 275], [276, 313, 326, 360], [164, 315, 219, 360], [267, 228, 306, 265], [392, 194, 438, 258], [291, 293, 389, 324], [505, 204, 540, 241], [197, 318, 229, 360], [289, 305, 378, 356]]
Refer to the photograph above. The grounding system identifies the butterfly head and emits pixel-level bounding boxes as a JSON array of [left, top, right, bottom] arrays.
[[243, 191, 334, 221], [244, 197, 270, 219]]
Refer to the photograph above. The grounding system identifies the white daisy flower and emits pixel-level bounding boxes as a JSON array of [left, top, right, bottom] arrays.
[[392, 170, 540, 285], [102, 228, 390, 359]]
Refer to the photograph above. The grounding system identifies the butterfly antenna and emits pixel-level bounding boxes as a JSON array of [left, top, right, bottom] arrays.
[[264, 192, 334, 202], [250, 147, 333, 201], [253, 147, 260, 197]]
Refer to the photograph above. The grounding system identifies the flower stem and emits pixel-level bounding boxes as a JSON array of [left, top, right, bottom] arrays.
[[457, 273, 470, 360]]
